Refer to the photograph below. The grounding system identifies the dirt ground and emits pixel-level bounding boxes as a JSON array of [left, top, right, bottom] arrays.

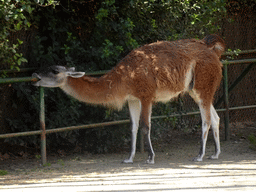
[[1, 122, 256, 191]]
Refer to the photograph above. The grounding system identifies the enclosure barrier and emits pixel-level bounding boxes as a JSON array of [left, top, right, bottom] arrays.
[[0, 50, 255, 165]]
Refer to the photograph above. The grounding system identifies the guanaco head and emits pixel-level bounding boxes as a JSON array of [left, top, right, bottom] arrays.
[[32, 66, 85, 87]]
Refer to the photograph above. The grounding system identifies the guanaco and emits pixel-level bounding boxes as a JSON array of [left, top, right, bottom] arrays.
[[33, 34, 225, 164]]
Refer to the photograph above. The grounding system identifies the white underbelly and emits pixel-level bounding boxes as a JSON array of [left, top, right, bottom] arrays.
[[155, 90, 181, 103], [125, 94, 140, 101], [125, 91, 182, 103]]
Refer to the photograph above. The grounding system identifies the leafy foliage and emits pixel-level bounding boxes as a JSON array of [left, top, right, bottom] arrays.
[[248, 134, 256, 151], [3, 0, 228, 154], [0, 0, 31, 72]]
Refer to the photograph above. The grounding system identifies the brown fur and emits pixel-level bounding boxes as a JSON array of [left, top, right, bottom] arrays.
[[66, 36, 224, 111]]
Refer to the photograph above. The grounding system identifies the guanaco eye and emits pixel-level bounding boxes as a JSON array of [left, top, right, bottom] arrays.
[[52, 69, 59, 75]]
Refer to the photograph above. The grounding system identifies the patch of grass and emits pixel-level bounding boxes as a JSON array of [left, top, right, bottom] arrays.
[[43, 163, 51, 167], [0, 170, 8, 176], [35, 155, 41, 160], [248, 134, 256, 150], [58, 159, 65, 166]]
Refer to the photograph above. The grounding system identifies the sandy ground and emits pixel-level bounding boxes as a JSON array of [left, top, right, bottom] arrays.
[[1, 124, 256, 191]]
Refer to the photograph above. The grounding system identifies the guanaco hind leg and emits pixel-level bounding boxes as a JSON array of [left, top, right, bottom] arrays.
[[189, 89, 221, 161], [193, 101, 211, 161], [209, 104, 221, 159], [123, 100, 141, 163], [193, 102, 221, 161]]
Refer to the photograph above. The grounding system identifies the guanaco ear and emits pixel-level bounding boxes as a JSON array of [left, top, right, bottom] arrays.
[[66, 72, 85, 78], [68, 67, 75, 72]]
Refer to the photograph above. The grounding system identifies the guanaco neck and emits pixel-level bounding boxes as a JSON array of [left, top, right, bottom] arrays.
[[60, 74, 127, 109]]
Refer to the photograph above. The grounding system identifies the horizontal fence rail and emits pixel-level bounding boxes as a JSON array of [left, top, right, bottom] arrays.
[[0, 67, 37, 74], [1, 105, 256, 139], [0, 49, 255, 164], [0, 77, 38, 84]]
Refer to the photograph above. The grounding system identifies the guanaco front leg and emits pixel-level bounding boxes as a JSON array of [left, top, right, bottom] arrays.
[[140, 102, 155, 164], [122, 100, 141, 163]]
